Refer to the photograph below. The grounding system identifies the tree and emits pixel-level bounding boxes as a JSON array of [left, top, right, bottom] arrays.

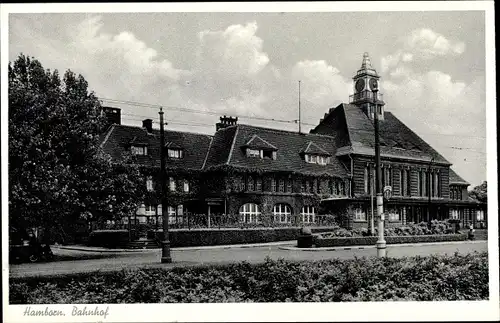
[[469, 181, 487, 203], [9, 54, 146, 243]]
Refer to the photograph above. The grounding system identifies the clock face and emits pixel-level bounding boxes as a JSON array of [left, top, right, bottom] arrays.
[[369, 78, 378, 90], [355, 79, 365, 92]]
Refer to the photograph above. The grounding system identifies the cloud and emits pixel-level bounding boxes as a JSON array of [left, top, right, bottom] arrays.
[[196, 21, 270, 77], [406, 28, 466, 58], [291, 60, 351, 106]]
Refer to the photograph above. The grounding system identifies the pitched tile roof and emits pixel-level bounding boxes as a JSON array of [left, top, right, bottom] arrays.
[[312, 103, 451, 165], [301, 141, 331, 156], [100, 124, 212, 170], [243, 134, 278, 150], [205, 124, 348, 178], [449, 167, 469, 185]]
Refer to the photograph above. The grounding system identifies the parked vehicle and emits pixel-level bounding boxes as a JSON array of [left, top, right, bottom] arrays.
[[9, 228, 54, 263]]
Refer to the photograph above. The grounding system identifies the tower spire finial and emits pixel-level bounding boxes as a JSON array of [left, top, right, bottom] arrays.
[[361, 52, 373, 70]]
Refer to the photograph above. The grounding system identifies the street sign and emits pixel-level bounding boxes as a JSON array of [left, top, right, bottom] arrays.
[[383, 186, 392, 200]]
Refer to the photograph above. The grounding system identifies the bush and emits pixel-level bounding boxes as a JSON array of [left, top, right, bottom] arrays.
[[319, 221, 458, 239], [151, 227, 336, 248], [87, 230, 131, 248], [10, 251, 488, 303], [315, 233, 468, 247]]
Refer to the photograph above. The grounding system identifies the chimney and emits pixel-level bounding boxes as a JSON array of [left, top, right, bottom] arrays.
[[102, 106, 121, 125], [142, 119, 153, 133], [216, 115, 238, 131]]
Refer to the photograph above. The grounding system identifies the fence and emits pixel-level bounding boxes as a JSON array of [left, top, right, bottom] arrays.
[[98, 213, 340, 231]]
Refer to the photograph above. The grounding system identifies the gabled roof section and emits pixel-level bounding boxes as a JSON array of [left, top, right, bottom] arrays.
[[242, 134, 278, 150], [165, 141, 183, 149], [301, 141, 331, 156], [205, 124, 348, 178], [100, 124, 212, 170], [315, 104, 451, 165], [449, 168, 469, 185], [203, 126, 238, 168]]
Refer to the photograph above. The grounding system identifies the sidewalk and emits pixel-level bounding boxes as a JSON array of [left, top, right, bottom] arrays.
[[279, 239, 486, 251], [53, 240, 297, 253]]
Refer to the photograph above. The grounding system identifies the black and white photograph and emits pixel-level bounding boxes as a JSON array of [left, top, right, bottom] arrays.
[[2, 1, 498, 322]]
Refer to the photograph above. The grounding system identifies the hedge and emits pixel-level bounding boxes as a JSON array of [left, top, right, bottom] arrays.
[[10, 251, 488, 303], [149, 227, 335, 248], [87, 230, 133, 248], [314, 233, 468, 247]]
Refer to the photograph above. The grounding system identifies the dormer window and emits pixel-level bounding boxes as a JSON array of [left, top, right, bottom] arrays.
[[247, 148, 260, 158], [242, 134, 278, 160], [168, 148, 183, 159], [301, 141, 331, 166], [131, 145, 147, 155], [305, 154, 330, 165]]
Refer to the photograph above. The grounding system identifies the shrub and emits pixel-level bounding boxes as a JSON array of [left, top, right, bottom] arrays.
[[151, 227, 336, 248], [315, 233, 468, 248], [87, 230, 131, 248], [10, 252, 488, 303]]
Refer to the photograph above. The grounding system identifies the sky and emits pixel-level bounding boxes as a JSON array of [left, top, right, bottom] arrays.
[[8, 10, 488, 187]]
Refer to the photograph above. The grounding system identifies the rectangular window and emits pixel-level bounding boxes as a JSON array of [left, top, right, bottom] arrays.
[[256, 178, 262, 191], [183, 180, 190, 193], [146, 177, 154, 191], [169, 177, 176, 192], [354, 208, 366, 221], [168, 149, 183, 159], [247, 148, 260, 158], [364, 167, 369, 194], [422, 171, 427, 197], [301, 180, 306, 193], [131, 145, 147, 155], [309, 180, 315, 193], [279, 179, 285, 193], [239, 177, 246, 191], [271, 178, 277, 192], [340, 181, 345, 195], [402, 169, 408, 197], [286, 180, 292, 193], [247, 177, 254, 191], [434, 173, 439, 197]]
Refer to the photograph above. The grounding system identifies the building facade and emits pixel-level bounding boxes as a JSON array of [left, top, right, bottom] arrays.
[[100, 53, 487, 230]]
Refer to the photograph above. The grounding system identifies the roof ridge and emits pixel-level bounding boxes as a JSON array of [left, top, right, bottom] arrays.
[[201, 136, 214, 170], [99, 124, 116, 149], [114, 124, 213, 138], [237, 123, 336, 139], [226, 126, 239, 165]]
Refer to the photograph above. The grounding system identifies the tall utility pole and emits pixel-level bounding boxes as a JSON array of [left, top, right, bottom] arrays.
[[298, 80, 302, 134], [373, 86, 386, 257], [159, 108, 172, 263]]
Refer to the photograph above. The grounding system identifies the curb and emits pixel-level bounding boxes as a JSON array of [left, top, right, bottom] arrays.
[[53, 240, 297, 253], [278, 239, 486, 252]]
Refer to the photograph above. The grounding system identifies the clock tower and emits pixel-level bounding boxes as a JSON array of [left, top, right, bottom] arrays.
[[350, 52, 385, 120]]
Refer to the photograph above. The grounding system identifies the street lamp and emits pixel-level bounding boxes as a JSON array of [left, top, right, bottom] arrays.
[[427, 157, 435, 228], [159, 108, 172, 263], [373, 85, 386, 257]]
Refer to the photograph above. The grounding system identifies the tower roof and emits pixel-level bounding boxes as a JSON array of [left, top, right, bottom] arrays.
[[356, 52, 379, 77]]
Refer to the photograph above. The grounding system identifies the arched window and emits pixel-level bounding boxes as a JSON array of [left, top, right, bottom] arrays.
[[239, 203, 261, 223], [301, 206, 316, 223], [272, 204, 292, 223]]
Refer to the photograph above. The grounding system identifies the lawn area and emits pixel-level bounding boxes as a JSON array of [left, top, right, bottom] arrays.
[[10, 251, 488, 303]]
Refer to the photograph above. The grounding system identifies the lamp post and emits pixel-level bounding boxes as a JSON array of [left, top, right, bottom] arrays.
[[427, 157, 435, 228], [159, 108, 172, 263], [373, 86, 386, 257]]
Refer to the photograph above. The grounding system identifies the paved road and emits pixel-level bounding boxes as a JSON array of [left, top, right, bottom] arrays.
[[9, 241, 487, 278]]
